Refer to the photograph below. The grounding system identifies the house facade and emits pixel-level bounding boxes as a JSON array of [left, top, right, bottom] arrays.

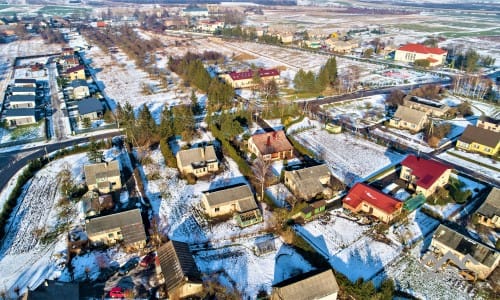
[[9, 95, 36, 108], [176, 145, 219, 178], [284, 164, 333, 201], [248, 130, 294, 161], [389, 105, 428, 132], [85, 208, 146, 250], [271, 269, 339, 300], [12, 86, 36, 96], [476, 116, 499, 133], [3, 108, 37, 126], [65, 65, 86, 80], [474, 188, 500, 228], [343, 183, 403, 223], [77, 98, 103, 120], [400, 155, 452, 198], [457, 125, 500, 156], [201, 184, 263, 227], [221, 68, 280, 88], [395, 43, 447, 66], [431, 224, 500, 280], [84, 160, 122, 193], [14, 78, 36, 88], [70, 79, 90, 100]]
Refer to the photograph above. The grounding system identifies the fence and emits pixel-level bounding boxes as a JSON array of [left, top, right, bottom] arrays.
[[73, 123, 118, 135]]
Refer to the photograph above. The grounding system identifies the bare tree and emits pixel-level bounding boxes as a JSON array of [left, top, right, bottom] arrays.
[[251, 157, 272, 200]]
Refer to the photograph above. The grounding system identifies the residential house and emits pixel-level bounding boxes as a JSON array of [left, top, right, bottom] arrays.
[[271, 269, 339, 300], [248, 130, 294, 161], [201, 184, 263, 227], [61, 47, 74, 56], [77, 98, 103, 120], [400, 155, 452, 198], [176, 145, 219, 178], [65, 65, 86, 81], [163, 17, 189, 29], [181, 6, 209, 18], [220, 68, 281, 89], [83, 160, 122, 193], [476, 116, 499, 133], [12, 86, 36, 96], [22, 280, 79, 300], [197, 19, 224, 33], [14, 78, 36, 88], [456, 125, 500, 156], [157, 240, 203, 299], [3, 108, 37, 126], [325, 39, 358, 54], [85, 208, 146, 250], [430, 224, 500, 280], [9, 95, 36, 108], [343, 183, 403, 223], [474, 188, 500, 228], [389, 105, 428, 132], [59, 55, 80, 70], [403, 96, 450, 118], [275, 32, 294, 43], [69, 79, 90, 100], [304, 40, 321, 49], [395, 43, 448, 66], [284, 164, 333, 201]]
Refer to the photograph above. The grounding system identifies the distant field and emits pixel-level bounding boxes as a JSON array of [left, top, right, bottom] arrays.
[[38, 5, 90, 16], [393, 23, 463, 33], [442, 29, 500, 38]]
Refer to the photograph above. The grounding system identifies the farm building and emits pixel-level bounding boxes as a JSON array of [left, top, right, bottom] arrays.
[[271, 269, 339, 300], [176, 145, 219, 178], [157, 240, 203, 299], [248, 130, 294, 161], [220, 68, 280, 88], [456, 125, 500, 156], [395, 43, 447, 66], [474, 188, 500, 229], [400, 155, 452, 198], [83, 160, 122, 194]]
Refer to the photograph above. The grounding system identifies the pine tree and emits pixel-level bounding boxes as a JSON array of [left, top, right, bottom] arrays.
[[87, 140, 104, 163], [159, 106, 174, 138], [190, 90, 202, 115]]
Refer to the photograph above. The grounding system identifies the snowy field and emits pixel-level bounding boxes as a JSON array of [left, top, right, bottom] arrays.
[[387, 209, 440, 247], [0, 122, 46, 144], [322, 95, 386, 127], [290, 124, 405, 185], [438, 151, 500, 182]]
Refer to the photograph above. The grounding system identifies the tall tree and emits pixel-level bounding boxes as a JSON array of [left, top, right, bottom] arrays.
[[159, 106, 174, 138], [87, 140, 104, 163]]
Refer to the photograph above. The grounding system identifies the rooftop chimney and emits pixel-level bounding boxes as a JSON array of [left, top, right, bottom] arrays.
[[267, 136, 271, 146]]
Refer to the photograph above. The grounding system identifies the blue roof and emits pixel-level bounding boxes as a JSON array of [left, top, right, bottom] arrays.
[[4, 108, 36, 117], [12, 86, 36, 93], [10, 95, 36, 102], [77, 98, 103, 115], [70, 79, 88, 88]]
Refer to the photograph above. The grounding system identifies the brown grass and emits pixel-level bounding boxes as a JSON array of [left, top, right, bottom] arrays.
[[233, 53, 257, 61]]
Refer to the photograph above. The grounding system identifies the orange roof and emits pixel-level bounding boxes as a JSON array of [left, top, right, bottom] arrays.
[[343, 183, 402, 214], [250, 130, 293, 156], [398, 43, 447, 55]]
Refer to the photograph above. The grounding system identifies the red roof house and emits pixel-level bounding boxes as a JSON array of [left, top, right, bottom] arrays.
[[248, 130, 294, 161], [397, 44, 447, 55], [343, 183, 402, 223], [395, 43, 448, 66], [400, 155, 452, 197], [223, 68, 280, 88]]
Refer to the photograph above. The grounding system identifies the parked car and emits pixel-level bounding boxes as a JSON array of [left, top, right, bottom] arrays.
[[118, 257, 139, 275], [140, 252, 156, 267], [109, 287, 124, 298]]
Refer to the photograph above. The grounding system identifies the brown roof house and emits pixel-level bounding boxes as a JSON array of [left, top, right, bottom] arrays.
[[201, 184, 263, 227], [456, 125, 500, 156], [477, 116, 499, 133], [157, 240, 203, 299], [284, 164, 334, 201], [248, 130, 294, 161], [85, 208, 146, 251], [474, 188, 500, 229], [271, 269, 340, 300], [84, 160, 122, 194], [403, 96, 450, 118], [389, 105, 428, 132], [176, 145, 219, 178], [430, 224, 500, 280]]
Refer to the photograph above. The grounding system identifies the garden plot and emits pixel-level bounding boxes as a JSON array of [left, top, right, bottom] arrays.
[[322, 95, 386, 126], [291, 127, 405, 184]]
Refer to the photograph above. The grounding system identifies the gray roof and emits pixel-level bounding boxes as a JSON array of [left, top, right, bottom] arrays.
[[203, 184, 258, 212], [479, 115, 499, 125], [10, 94, 36, 102], [26, 280, 79, 300], [393, 105, 427, 125], [177, 145, 217, 168], [272, 269, 339, 300], [77, 98, 103, 115], [157, 240, 201, 291], [4, 108, 35, 117], [475, 188, 500, 219], [70, 79, 88, 88], [285, 164, 331, 199], [433, 224, 499, 268], [85, 209, 146, 245], [459, 125, 500, 148], [12, 86, 36, 93], [14, 78, 36, 84], [83, 160, 120, 186]]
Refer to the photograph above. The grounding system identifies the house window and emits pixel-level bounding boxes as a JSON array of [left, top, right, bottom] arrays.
[[214, 207, 220, 212], [485, 148, 491, 153], [108, 233, 114, 238]]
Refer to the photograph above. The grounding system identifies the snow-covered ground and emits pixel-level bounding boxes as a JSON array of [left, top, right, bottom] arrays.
[[0, 122, 45, 144], [438, 151, 500, 182], [290, 123, 405, 185], [387, 209, 440, 247], [322, 95, 386, 127]]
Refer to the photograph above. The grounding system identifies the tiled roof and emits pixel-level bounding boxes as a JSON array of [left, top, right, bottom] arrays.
[[65, 64, 84, 73], [229, 68, 279, 81], [272, 269, 339, 300], [398, 43, 447, 55], [475, 188, 500, 219], [157, 240, 201, 291], [176, 145, 217, 168], [393, 105, 427, 125], [401, 155, 452, 189], [459, 125, 500, 148], [250, 130, 293, 156], [85, 209, 146, 245], [343, 183, 402, 214], [83, 160, 120, 186], [77, 98, 103, 115]]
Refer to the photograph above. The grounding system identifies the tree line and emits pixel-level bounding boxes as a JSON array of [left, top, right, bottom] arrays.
[[293, 57, 338, 93]]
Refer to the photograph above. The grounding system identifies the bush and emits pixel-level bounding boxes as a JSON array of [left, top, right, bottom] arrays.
[[185, 173, 197, 185]]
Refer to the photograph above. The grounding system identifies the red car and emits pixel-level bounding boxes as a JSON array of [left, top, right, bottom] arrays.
[[140, 252, 156, 267], [109, 287, 124, 298]]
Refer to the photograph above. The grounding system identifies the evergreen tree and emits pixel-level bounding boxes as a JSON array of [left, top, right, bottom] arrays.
[[159, 106, 174, 138], [87, 140, 104, 163], [190, 90, 202, 115]]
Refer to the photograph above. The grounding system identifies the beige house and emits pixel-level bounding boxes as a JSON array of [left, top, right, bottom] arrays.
[[4, 108, 37, 126], [395, 43, 447, 66], [248, 130, 294, 161], [284, 164, 333, 201], [65, 65, 86, 81], [69, 79, 90, 100], [474, 188, 500, 228], [457, 125, 500, 156], [389, 106, 428, 132], [85, 209, 146, 250], [477, 116, 499, 132], [176, 145, 219, 178], [431, 224, 500, 280], [403, 96, 450, 118], [9, 95, 36, 109], [84, 160, 122, 194], [157, 240, 203, 299], [325, 39, 358, 54], [201, 184, 263, 227], [271, 269, 339, 300], [400, 155, 452, 198]]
